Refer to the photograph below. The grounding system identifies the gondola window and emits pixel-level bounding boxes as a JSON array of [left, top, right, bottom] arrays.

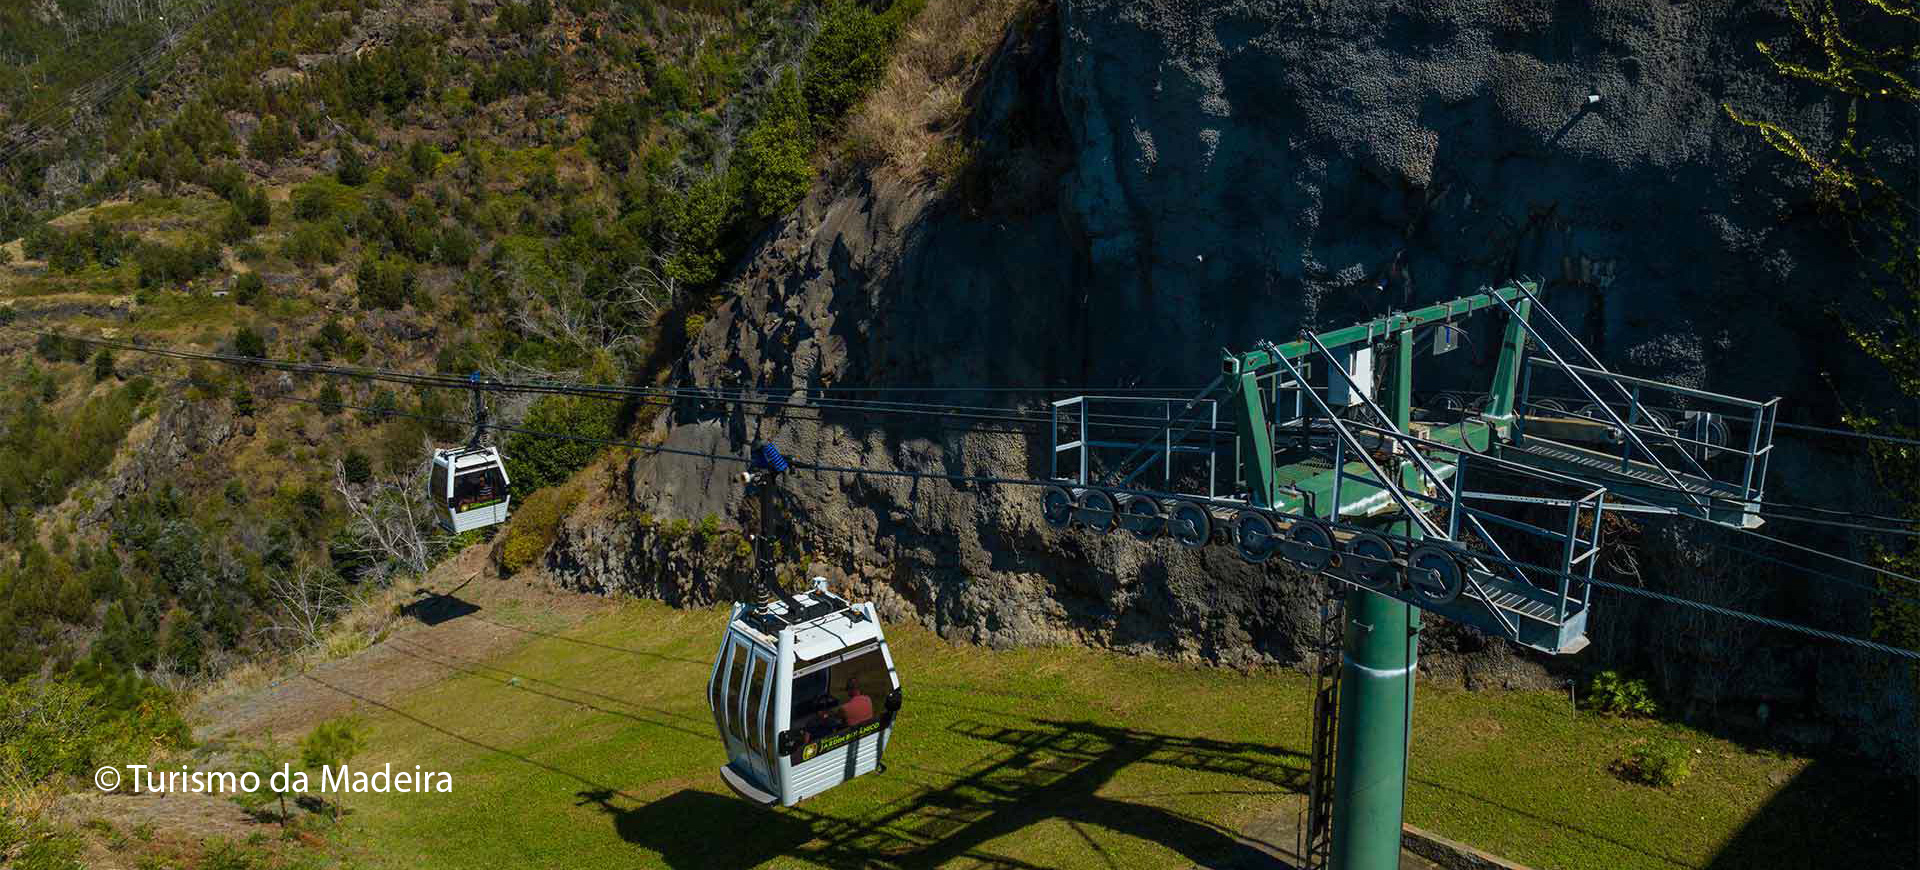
[[724, 640, 749, 739], [790, 647, 892, 745], [452, 464, 507, 510]]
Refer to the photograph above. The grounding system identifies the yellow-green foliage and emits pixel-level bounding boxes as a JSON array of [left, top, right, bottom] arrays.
[[1730, 0, 1920, 657], [500, 485, 583, 575], [0, 676, 188, 792]]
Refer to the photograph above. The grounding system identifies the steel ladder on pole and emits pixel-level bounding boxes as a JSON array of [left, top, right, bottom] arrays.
[[1301, 586, 1345, 869]]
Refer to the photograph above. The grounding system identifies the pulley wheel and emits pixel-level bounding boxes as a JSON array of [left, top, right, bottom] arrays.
[[1283, 520, 1335, 573], [1042, 486, 1074, 529], [1342, 532, 1397, 588], [1232, 511, 1279, 563], [1168, 501, 1212, 548], [1533, 398, 1566, 416], [1076, 490, 1117, 534], [1406, 545, 1464, 605], [1686, 411, 1728, 461], [1120, 496, 1164, 540]]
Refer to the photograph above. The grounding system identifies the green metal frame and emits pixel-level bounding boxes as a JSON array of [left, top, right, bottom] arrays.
[[1219, 282, 1532, 870]]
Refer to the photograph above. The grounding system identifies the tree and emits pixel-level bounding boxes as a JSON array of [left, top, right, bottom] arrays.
[[505, 394, 618, 492], [231, 385, 256, 417], [318, 382, 344, 416], [244, 188, 271, 226], [234, 733, 298, 826], [301, 715, 367, 820], [737, 72, 814, 221], [233, 272, 265, 306], [357, 257, 417, 310], [342, 450, 373, 485], [333, 457, 444, 580], [91, 349, 115, 382], [233, 327, 267, 358], [336, 141, 369, 186], [249, 115, 299, 164], [261, 565, 348, 651], [1725, 1, 1920, 659]]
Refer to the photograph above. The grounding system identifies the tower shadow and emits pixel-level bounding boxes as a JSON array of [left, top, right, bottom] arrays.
[[580, 716, 1306, 869]]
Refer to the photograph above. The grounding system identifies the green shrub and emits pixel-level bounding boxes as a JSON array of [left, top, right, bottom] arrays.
[[283, 222, 345, 266], [1587, 670, 1658, 717], [133, 238, 220, 288], [311, 320, 351, 359], [232, 327, 267, 359], [301, 715, 366, 819], [91, 350, 115, 382], [292, 179, 356, 221], [342, 450, 373, 484], [803, 0, 924, 126], [406, 140, 440, 176], [382, 163, 418, 199], [0, 676, 188, 791], [242, 188, 271, 227], [219, 205, 253, 243], [233, 272, 265, 305], [495, 0, 552, 37], [1615, 739, 1693, 787], [499, 484, 580, 575], [663, 175, 736, 288], [504, 394, 617, 492], [356, 256, 417, 310], [233, 734, 297, 824], [317, 382, 343, 416], [437, 224, 478, 266], [248, 115, 299, 164], [336, 142, 370, 186]]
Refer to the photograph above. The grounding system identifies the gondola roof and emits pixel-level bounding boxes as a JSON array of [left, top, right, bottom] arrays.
[[733, 590, 884, 661]]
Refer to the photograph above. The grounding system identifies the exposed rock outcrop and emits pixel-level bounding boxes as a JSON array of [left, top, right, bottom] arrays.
[[549, 0, 1916, 761]]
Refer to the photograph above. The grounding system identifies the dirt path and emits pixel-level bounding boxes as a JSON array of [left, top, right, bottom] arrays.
[[191, 546, 616, 742]]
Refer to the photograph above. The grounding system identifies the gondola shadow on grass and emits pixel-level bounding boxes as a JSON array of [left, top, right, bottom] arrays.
[[579, 717, 1303, 869], [401, 584, 482, 627]]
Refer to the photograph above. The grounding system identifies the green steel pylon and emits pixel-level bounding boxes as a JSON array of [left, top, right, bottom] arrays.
[[1327, 587, 1420, 869]]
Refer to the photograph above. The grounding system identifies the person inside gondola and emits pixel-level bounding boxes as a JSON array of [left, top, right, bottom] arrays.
[[839, 677, 873, 727]]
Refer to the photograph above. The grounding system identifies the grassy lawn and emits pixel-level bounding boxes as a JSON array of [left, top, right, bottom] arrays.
[[324, 600, 1913, 869]]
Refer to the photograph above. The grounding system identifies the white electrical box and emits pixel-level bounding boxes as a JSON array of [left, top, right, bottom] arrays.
[[1328, 345, 1374, 406]]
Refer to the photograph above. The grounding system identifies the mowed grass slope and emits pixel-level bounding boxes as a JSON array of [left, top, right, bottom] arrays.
[[326, 600, 1913, 870]]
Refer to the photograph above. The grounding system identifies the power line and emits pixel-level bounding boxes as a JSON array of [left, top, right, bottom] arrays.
[[139, 369, 1920, 663], [33, 324, 1920, 658], [32, 321, 1920, 580]]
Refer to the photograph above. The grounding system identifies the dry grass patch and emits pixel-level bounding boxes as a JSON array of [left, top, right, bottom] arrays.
[[847, 0, 1032, 174]]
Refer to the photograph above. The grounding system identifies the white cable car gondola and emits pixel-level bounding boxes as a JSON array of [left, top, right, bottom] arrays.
[[709, 577, 902, 807], [429, 445, 510, 532], [708, 443, 902, 806], [429, 375, 511, 533]]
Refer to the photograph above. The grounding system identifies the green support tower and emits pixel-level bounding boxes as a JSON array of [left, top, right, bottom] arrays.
[[1048, 279, 1778, 870]]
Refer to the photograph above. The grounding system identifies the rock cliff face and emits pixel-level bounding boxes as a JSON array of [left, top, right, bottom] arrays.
[[547, 0, 1916, 760]]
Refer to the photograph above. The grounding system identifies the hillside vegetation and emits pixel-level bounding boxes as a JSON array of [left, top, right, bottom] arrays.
[[0, 1, 968, 864]]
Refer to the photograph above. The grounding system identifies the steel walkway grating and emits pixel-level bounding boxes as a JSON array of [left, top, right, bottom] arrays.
[[1506, 439, 1738, 495]]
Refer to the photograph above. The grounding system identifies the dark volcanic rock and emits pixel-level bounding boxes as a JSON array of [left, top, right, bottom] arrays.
[[547, 0, 1916, 762]]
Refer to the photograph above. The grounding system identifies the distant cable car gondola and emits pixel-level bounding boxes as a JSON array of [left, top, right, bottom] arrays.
[[709, 443, 902, 806], [429, 375, 511, 533]]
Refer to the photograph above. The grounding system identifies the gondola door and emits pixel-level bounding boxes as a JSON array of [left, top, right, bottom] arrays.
[[716, 633, 778, 793]]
